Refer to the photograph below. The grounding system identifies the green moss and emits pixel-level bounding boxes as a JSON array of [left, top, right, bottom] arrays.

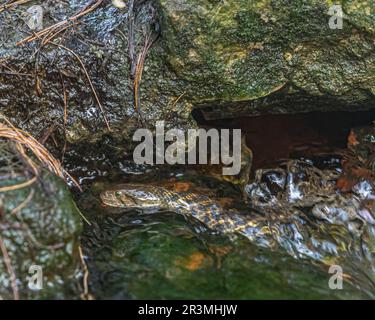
[[154, 0, 375, 107]]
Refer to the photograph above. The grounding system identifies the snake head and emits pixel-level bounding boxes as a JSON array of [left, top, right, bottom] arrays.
[[100, 184, 164, 209]]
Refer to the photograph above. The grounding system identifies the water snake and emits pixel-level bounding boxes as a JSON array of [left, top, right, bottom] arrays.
[[100, 184, 266, 240]]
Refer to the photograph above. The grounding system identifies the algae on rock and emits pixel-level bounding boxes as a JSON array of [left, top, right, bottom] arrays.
[[157, 0, 375, 111]]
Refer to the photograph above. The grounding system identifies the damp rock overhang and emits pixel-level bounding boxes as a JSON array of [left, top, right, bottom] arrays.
[[192, 86, 375, 122]]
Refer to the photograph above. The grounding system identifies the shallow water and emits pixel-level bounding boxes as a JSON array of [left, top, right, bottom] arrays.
[[80, 202, 368, 299]]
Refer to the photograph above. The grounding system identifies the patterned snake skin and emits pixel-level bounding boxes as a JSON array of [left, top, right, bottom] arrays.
[[100, 184, 273, 247]]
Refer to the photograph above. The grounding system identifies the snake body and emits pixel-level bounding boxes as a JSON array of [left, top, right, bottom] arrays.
[[100, 184, 272, 246]]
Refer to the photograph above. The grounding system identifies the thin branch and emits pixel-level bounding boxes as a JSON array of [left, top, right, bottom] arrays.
[[0, 0, 31, 14], [0, 176, 37, 192], [78, 245, 90, 300], [59, 71, 69, 161], [133, 32, 158, 124], [10, 189, 34, 215]]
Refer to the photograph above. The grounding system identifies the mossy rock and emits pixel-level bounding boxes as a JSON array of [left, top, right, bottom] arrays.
[[1, 1, 375, 147], [156, 0, 375, 112], [0, 143, 83, 299]]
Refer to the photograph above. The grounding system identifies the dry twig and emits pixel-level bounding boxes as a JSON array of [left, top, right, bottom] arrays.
[[0, 176, 37, 192], [134, 34, 154, 119], [0, 0, 31, 14], [78, 245, 91, 300], [10, 189, 34, 215], [127, 1, 159, 124], [59, 71, 69, 160]]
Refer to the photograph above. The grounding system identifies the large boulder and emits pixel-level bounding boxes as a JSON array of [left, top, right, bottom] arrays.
[[157, 0, 375, 117], [0, 0, 374, 146], [0, 142, 83, 299]]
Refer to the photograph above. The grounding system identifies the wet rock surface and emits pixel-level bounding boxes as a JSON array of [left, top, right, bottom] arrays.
[[0, 141, 83, 299], [1, 0, 375, 150], [160, 0, 375, 115], [0, 0, 192, 154]]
